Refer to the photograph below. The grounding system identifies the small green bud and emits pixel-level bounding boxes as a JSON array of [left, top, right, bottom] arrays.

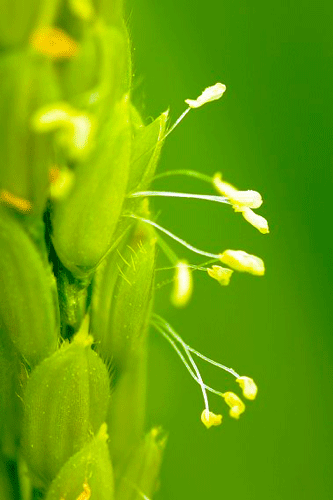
[[45, 424, 114, 500], [51, 94, 132, 277], [116, 427, 167, 500], [22, 330, 110, 486], [0, 207, 58, 367]]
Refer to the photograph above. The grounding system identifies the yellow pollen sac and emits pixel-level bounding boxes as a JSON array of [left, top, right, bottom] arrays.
[[223, 392, 245, 419], [185, 83, 226, 109], [213, 173, 263, 209], [76, 482, 91, 500], [201, 409, 223, 429], [207, 265, 233, 286], [171, 260, 193, 308], [0, 189, 32, 213], [240, 207, 269, 234], [30, 27, 78, 59], [219, 250, 265, 276], [33, 104, 93, 157], [236, 376, 258, 400]]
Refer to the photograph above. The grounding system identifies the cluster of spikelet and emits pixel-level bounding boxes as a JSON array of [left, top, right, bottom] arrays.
[[0, 1, 267, 499]]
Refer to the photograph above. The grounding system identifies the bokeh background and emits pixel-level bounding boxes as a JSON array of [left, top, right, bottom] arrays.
[[128, 1, 333, 499]]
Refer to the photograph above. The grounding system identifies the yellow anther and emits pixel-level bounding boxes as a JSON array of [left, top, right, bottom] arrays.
[[223, 392, 245, 419], [171, 260, 193, 308], [185, 83, 226, 109], [207, 265, 233, 286], [70, 115, 92, 151], [0, 189, 32, 213], [30, 27, 78, 59], [33, 104, 92, 157], [213, 173, 262, 209], [76, 482, 91, 500], [219, 250, 265, 276], [236, 376, 258, 400], [201, 409, 222, 429], [239, 207, 269, 234]]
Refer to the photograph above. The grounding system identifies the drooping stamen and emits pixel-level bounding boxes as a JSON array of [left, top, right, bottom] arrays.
[[156, 234, 179, 266], [152, 320, 210, 414], [129, 190, 229, 205], [132, 83, 226, 169], [125, 215, 221, 260], [154, 314, 241, 379], [153, 169, 212, 184]]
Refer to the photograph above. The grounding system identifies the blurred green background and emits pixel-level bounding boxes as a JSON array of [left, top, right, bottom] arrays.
[[129, 1, 333, 499]]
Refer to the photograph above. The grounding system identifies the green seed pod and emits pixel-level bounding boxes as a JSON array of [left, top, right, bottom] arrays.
[[45, 424, 114, 500], [0, 207, 58, 367], [0, 0, 60, 48], [51, 94, 132, 278], [21, 330, 110, 486], [0, 50, 60, 217], [116, 427, 167, 500], [91, 223, 156, 465]]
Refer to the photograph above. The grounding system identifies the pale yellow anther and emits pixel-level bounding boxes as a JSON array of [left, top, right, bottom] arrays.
[[219, 250, 265, 276], [223, 392, 245, 419], [201, 409, 223, 429], [0, 189, 32, 213], [185, 83, 226, 109], [70, 115, 92, 151], [30, 27, 78, 59], [171, 260, 193, 308], [213, 173, 263, 209], [236, 376, 258, 400], [240, 207, 269, 234], [207, 265, 233, 286], [32, 104, 92, 157]]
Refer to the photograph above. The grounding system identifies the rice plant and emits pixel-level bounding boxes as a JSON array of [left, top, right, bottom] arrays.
[[0, 1, 267, 499]]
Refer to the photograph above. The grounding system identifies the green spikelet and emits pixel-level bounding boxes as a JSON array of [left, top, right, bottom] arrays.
[[91, 223, 156, 466], [51, 95, 132, 277], [0, 207, 59, 367], [116, 427, 167, 500], [45, 424, 114, 500], [21, 329, 110, 486]]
